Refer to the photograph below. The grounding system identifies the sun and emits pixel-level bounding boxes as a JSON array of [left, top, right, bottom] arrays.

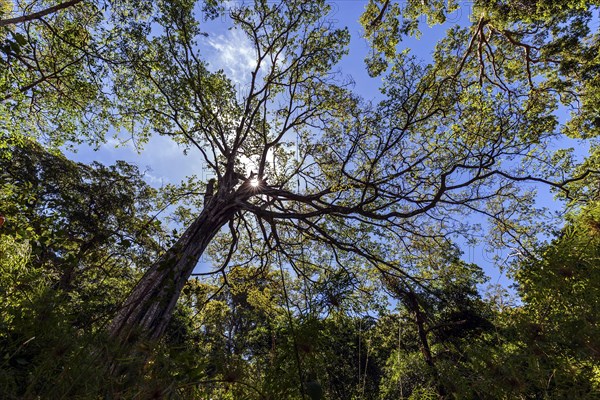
[[250, 178, 260, 188]]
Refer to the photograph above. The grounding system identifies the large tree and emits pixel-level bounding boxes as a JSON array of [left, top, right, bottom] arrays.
[[2, 0, 598, 346], [106, 0, 598, 343]]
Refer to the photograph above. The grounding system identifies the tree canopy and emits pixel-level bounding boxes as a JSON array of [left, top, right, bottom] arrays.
[[1, 0, 600, 398]]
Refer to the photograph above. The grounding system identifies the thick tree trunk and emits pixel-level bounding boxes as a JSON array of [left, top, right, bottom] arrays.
[[108, 197, 236, 342]]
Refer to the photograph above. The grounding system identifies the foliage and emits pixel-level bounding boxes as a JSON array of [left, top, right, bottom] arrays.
[[0, 141, 173, 397], [1, 144, 600, 397], [1, 0, 600, 398], [501, 203, 600, 398]]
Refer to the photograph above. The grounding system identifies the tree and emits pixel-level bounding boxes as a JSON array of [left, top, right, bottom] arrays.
[[171, 259, 386, 399], [0, 0, 160, 147], [498, 202, 600, 398], [375, 239, 494, 399], [2, 2, 599, 394], [0, 140, 176, 397], [0, 139, 167, 294], [103, 0, 598, 344], [105, 0, 353, 341], [2, 0, 597, 349]]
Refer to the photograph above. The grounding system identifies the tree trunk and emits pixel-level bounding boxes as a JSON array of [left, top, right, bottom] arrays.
[[108, 197, 236, 342], [405, 291, 447, 398]]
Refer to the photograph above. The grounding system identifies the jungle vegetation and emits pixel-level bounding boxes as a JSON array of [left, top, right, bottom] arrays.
[[1, 0, 599, 398]]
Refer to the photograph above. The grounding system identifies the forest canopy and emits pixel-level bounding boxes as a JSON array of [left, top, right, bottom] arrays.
[[1, 0, 599, 398]]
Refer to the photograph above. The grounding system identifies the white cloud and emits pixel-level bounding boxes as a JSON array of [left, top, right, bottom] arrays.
[[205, 28, 257, 83]]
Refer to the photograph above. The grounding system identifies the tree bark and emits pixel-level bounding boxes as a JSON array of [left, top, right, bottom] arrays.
[[108, 196, 236, 342]]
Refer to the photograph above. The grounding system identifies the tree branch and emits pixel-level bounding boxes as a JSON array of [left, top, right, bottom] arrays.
[[0, 0, 83, 27]]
